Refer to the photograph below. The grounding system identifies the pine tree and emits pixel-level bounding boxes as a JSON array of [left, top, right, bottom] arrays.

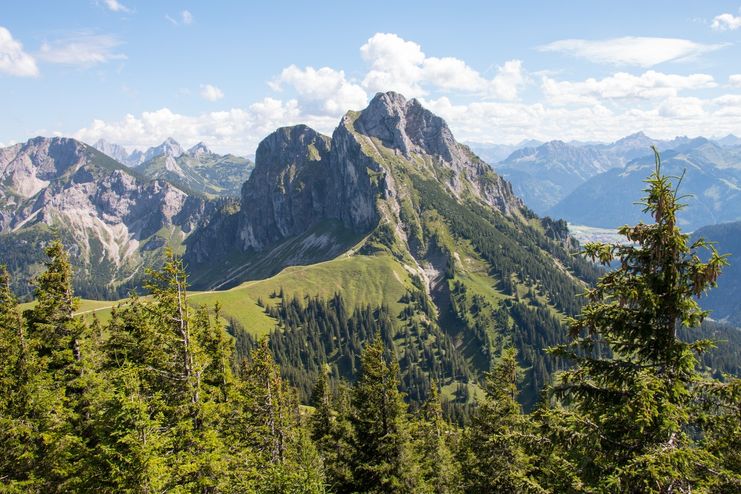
[[350, 335, 418, 493], [0, 264, 45, 490], [22, 241, 91, 491], [413, 383, 461, 494], [548, 147, 735, 491], [460, 348, 543, 493]]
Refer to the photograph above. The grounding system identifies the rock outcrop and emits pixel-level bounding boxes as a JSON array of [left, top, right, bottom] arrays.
[[0, 137, 213, 298], [187, 91, 525, 286]]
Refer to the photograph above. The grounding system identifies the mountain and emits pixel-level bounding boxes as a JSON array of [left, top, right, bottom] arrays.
[[185, 91, 601, 408], [693, 220, 741, 326], [548, 138, 741, 230], [493, 140, 616, 213], [94, 137, 254, 197], [487, 132, 697, 214], [467, 139, 543, 164], [144, 136, 184, 161], [93, 139, 130, 165], [137, 140, 253, 197], [0, 136, 215, 299], [596, 131, 690, 165], [716, 134, 741, 147]]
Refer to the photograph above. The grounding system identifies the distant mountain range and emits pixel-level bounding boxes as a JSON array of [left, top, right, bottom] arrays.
[[0, 137, 216, 299], [692, 220, 741, 326], [548, 138, 741, 231], [93, 138, 253, 197], [467, 133, 741, 233]]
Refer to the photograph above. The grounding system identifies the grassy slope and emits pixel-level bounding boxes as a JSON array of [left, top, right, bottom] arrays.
[[20, 253, 413, 338]]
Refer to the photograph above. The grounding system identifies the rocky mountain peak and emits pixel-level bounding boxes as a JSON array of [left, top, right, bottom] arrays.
[[93, 139, 130, 164], [237, 125, 333, 251], [355, 91, 456, 162], [188, 141, 212, 157], [144, 137, 184, 162]]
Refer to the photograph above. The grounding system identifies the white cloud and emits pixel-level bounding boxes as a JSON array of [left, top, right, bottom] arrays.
[[359, 33, 526, 99], [0, 26, 39, 77], [73, 99, 341, 156], [270, 65, 367, 115], [167, 10, 194, 26], [102, 0, 130, 13], [69, 31, 741, 156], [658, 96, 705, 118], [711, 13, 741, 31], [538, 37, 726, 67], [423, 95, 741, 146], [38, 33, 126, 66], [543, 71, 716, 105], [361, 33, 426, 96], [730, 74, 741, 87], [490, 60, 526, 100], [200, 84, 224, 101]]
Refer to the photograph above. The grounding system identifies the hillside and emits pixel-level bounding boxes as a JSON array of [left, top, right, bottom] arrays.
[[693, 220, 741, 326], [184, 91, 602, 408], [0, 137, 215, 299], [548, 138, 741, 230], [94, 138, 254, 197]]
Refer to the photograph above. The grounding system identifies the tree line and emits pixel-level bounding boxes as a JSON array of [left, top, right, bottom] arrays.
[[0, 149, 739, 492]]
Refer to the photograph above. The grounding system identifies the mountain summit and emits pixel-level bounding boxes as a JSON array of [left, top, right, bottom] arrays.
[[186, 91, 597, 407], [187, 91, 526, 278]]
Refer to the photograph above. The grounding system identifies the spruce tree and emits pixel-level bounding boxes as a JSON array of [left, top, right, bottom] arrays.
[[350, 335, 417, 493], [549, 147, 735, 491], [460, 348, 543, 493], [23, 241, 91, 491], [0, 264, 44, 490], [413, 383, 461, 494]]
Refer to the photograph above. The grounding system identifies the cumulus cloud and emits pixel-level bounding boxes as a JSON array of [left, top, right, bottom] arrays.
[[200, 84, 224, 101], [269, 65, 367, 115], [102, 0, 130, 13], [359, 33, 526, 99], [38, 33, 126, 66], [73, 99, 341, 156], [424, 96, 740, 145], [71, 31, 741, 155], [711, 13, 741, 31], [0, 26, 39, 77], [542, 71, 716, 105], [538, 37, 726, 67]]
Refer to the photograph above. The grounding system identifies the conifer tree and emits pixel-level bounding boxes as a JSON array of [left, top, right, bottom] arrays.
[[350, 334, 418, 493], [22, 241, 91, 491], [310, 375, 355, 493], [549, 147, 735, 491], [413, 383, 461, 494], [460, 347, 543, 493], [0, 264, 44, 490]]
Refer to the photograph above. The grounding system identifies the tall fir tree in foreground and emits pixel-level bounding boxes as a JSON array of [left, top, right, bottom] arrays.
[[350, 335, 418, 493], [547, 147, 739, 492], [460, 347, 543, 493]]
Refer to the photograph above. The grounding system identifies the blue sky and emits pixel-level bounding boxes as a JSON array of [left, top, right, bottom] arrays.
[[1, 0, 741, 155]]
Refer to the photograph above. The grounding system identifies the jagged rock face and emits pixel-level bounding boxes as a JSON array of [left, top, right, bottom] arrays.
[[356, 91, 456, 162], [0, 136, 212, 297], [145, 137, 184, 161], [188, 142, 211, 157], [231, 92, 522, 252], [93, 139, 130, 166], [353, 92, 523, 215], [238, 125, 335, 250]]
